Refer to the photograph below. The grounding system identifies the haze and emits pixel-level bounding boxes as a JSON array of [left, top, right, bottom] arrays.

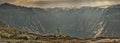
[[0, 0, 120, 8]]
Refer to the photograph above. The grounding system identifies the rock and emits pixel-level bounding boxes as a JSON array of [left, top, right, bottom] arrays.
[[0, 32, 12, 38]]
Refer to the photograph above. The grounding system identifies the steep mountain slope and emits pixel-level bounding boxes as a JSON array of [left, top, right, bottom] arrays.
[[0, 3, 105, 38], [0, 3, 45, 34], [101, 4, 120, 37]]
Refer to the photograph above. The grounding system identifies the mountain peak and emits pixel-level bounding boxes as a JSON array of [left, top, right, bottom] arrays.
[[0, 3, 30, 9], [2, 3, 11, 4], [0, 3, 18, 7], [0, 3, 21, 9], [0, 3, 44, 9], [0, 3, 13, 6]]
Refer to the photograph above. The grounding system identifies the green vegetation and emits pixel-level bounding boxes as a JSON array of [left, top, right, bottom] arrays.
[[57, 26, 61, 34]]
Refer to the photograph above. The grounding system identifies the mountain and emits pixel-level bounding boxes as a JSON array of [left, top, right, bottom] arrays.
[[101, 4, 120, 37], [0, 3, 45, 33], [0, 3, 44, 15], [0, 3, 107, 38]]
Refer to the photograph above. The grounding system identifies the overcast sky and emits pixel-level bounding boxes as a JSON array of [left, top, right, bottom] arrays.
[[0, 0, 120, 8]]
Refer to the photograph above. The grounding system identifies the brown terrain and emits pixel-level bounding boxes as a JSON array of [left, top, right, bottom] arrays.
[[0, 21, 120, 43]]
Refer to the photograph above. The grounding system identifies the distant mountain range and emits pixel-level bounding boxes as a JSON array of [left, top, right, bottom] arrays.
[[0, 3, 120, 38]]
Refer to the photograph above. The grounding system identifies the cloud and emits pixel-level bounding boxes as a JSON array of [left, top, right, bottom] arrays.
[[0, 0, 120, 8]]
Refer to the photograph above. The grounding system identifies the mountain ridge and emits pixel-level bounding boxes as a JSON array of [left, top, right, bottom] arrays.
[[0, 3, 45, 11], [0, 3, 105, 9], [1, 3, 120, 38]]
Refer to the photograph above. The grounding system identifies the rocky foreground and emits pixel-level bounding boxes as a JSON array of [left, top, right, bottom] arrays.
[[0, 27, 120, 43]]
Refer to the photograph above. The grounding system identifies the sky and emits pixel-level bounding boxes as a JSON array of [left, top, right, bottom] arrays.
[[0, 0, 120, 8]]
